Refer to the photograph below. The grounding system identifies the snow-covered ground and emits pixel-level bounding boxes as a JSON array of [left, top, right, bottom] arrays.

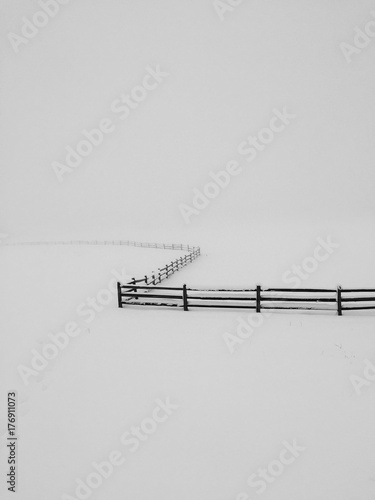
[[2, 0, 375, 498], [157, 218, 375, 290], [1, 241, 375, 500]]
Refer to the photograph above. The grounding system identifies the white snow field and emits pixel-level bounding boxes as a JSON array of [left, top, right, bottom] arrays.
[[1, 1, 375, 499], [1, 236, 375, 500]]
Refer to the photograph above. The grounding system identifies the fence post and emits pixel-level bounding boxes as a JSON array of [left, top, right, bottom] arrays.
[[256, 285, 261, 313], [337, 286, 342, 316], [183, 284, 188, 311], [117, 282, 122, 308], [132, 278, 138, 300]]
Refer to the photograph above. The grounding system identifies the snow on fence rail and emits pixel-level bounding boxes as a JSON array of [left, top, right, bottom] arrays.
[[117, 284, 375, 316]]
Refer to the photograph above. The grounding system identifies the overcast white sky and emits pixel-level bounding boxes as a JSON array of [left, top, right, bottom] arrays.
[[1, 0, 375, 242]]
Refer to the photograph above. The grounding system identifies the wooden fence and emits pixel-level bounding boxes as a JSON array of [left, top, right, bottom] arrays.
[[118, 246, 200, 307], [117, 284, 375, 316]]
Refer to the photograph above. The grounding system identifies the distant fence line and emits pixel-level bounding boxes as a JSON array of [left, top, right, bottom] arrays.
[[4, 238, 202, 297], [118, 284, 375, 316], [4, 240, 198, 251]]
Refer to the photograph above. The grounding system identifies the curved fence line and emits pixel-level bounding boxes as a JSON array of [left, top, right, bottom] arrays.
[[4, 238, 202, 293], [5, 239, 373, 316]]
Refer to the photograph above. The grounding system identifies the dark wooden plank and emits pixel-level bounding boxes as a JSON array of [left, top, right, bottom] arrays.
[[261, 305, 335, 311], [125, 301, 180, 307], [189, 304, 257, 309], [121, 285, 182, 291], [188, 296, 255, 301], [261, 297, 336, 302], [342, 305, 375, 311], [188, 288, 256, 292], [342, 295, 375, 302], [264, 287, 336, 293], [121, 293, 181, 299]]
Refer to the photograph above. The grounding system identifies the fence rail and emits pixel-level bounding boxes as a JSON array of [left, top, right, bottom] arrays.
[[118, 284, 375, 316], [117, 246, 201, 306]]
